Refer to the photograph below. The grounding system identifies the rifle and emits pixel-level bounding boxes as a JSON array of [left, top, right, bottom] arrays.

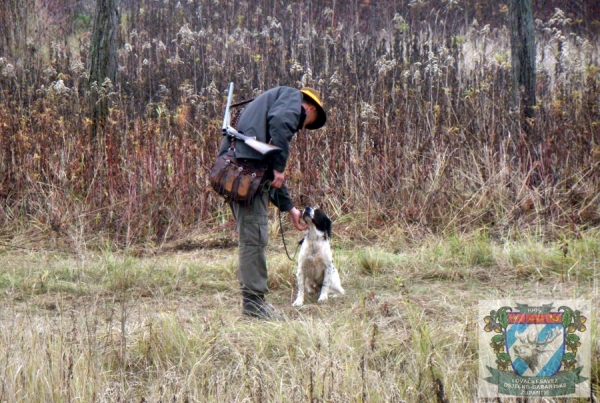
[[222, 82, 282, 157]]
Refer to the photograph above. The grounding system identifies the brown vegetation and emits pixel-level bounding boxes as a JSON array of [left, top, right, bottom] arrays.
[[0, 0, 599, 249]]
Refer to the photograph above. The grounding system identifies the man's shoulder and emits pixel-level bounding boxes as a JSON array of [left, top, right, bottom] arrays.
[[264, 86, 300, 96], [251, 86, 301, 107]]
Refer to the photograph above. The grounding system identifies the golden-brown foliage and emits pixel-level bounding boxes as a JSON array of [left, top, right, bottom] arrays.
[[0, 1, 599, 248]]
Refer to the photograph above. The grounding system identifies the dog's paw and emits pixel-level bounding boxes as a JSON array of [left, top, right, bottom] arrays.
[[317, 294, 329, 303], [330, 286, 345, 296], [292, 299, 304, 307]]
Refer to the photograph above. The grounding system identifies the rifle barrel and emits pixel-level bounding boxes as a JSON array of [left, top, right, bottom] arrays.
[[222, 82, 234, 131]]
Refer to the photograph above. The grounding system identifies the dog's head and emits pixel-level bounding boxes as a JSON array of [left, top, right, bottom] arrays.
[[302, 207, 332, 239]]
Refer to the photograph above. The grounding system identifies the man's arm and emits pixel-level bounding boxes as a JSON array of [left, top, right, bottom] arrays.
[[268, 183, 293, 211], [266, 88, 302, 173], [268, 185, 307, 231]]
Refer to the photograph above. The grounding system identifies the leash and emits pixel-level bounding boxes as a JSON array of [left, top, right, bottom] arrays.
[[263, 181, 300, 261], [277, 207, 300, 261]]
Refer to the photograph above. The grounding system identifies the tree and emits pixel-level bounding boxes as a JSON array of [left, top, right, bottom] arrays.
[[88, 0, 119, 141], [508, 0, 537, 148], [0, 0, 34, 59]]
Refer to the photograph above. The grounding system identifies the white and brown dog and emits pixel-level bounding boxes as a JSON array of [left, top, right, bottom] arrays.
[[292, 207, 345, 306]]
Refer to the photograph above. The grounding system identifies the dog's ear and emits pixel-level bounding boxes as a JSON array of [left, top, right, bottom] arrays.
[[325, 216, 332, 239]]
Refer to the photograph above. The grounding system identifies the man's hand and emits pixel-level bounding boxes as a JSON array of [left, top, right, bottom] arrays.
[[271, 169, 285, 189], [288, 207, 308, 231]]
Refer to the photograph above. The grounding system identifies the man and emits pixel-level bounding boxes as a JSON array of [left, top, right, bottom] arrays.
[[217, 86, 327, 319]]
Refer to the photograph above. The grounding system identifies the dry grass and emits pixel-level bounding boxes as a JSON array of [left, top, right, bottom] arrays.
[[0, 1, 599, 400], [0, 229, 598, 402], [1, 2, 599, 247]]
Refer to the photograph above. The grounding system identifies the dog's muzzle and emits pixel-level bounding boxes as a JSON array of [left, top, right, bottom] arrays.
[[302, 206, 314, 222]]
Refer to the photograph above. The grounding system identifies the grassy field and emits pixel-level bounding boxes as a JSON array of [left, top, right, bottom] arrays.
[[0, 220, 598, 402], [1, 1, 598, 401]]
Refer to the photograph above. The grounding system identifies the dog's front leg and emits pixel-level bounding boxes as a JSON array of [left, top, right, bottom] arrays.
[[292, 269, 305, 307], [329, 265, 345, 297], [318, 267, 333, 302]]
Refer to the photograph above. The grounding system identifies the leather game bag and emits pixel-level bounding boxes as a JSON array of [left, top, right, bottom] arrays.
[[209, 148, 267, 204]]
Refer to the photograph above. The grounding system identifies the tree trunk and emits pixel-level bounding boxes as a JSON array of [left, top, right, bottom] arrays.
[[88, 0, 119, 141], [508, 0, 537, 149], [0, 1, 33, 58]]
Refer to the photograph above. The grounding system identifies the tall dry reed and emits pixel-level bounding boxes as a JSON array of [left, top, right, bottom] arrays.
[[0, 1, 598, 248]]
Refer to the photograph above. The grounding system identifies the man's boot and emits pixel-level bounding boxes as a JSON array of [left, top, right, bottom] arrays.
[[242, 291, 282, 320]]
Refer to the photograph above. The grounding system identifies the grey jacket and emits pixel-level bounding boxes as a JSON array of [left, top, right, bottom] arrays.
[[218, 86, 306, 211]]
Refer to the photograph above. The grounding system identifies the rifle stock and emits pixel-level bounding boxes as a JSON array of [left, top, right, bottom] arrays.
[[222, 82, 282, 157], [224, 126, 282, 157]]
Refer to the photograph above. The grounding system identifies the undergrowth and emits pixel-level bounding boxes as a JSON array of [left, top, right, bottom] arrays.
[[0, 1, 598, 249]]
